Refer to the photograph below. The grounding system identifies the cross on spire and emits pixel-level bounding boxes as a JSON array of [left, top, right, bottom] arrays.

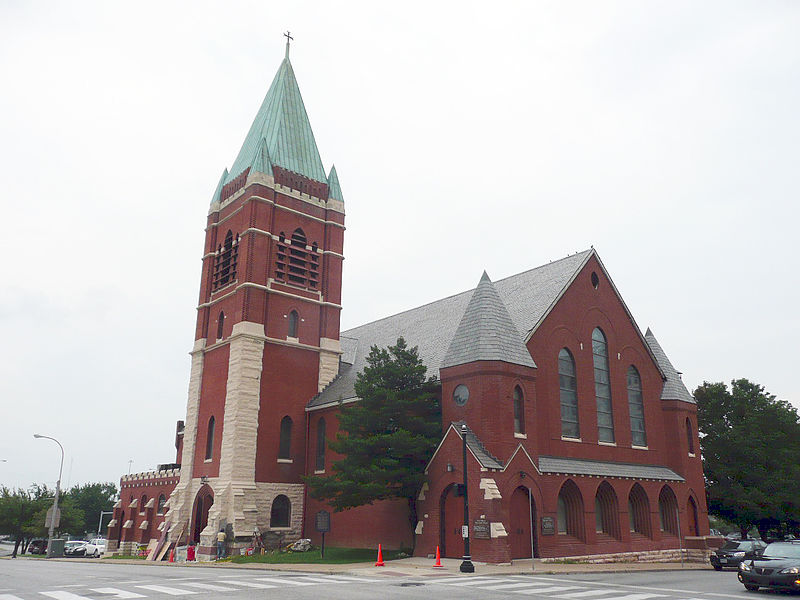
[[284, 31, 293, 58]]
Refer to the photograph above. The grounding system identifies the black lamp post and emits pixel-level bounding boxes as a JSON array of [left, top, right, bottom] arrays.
[[460, 424, 474, 573]]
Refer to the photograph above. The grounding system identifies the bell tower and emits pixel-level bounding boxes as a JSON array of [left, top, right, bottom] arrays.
[[165, 43, 345, 557]]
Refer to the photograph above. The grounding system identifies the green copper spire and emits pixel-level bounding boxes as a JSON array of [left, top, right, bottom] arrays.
[[211, 168, 228, 204], [225, 52, 327, 185], [249, 137, 273, 176], [327, 165, 343, 202]]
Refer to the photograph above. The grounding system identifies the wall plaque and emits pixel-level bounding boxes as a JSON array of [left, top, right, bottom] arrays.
[[473, 518, 491, 539], [541, 516, 556, 535]]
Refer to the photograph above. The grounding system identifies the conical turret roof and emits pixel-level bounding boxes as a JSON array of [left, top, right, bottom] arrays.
[[441, 272, 536, 369], [225, 54, 327, 185], [644, 328, 694, 404]]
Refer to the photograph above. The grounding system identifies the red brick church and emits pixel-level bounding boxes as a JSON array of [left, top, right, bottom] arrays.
[[106, 44, 709, 562]]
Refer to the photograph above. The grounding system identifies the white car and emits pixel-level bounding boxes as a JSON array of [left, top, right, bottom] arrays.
[[89, 538, 107, 555], [64, 540, 101, 558]]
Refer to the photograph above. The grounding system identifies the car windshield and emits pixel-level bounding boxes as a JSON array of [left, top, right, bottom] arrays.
[[762, 543, 800, 559], [721, 541, 753, 550]]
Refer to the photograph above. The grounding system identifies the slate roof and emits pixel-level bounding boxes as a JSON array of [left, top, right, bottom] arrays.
[[309, 250, 594, 409], [441, 272, 536, 369], [538, 456, 684, 482], [453, 421, 504, 470], [223, 55, 328, 189], [644, 328, 695, 404]]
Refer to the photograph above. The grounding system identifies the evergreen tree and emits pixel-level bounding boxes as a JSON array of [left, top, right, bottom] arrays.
[[696, 379, 800, 539], [306, 338, 441, 550]]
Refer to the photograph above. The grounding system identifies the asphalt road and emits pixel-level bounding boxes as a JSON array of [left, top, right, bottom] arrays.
[[0, 560, 772, 600]]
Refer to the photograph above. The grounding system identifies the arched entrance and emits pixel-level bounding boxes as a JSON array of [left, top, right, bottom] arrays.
[[510, 486, 537, 558], [439, 484, 463, 558], [117, 510, 125, 545], [192, 486, 214, 543]]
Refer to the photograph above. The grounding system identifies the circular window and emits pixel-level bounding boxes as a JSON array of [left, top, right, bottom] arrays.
[[591, 272, 599, 289], [453, 384, 469, 407]]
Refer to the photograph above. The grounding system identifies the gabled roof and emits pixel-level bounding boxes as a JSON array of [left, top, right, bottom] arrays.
[[309, 250, 593, 409], [224, 55, 327, 187], [441, 272, 536, 369], [644, 328, 695, 404], [425, 422, 504, 472]]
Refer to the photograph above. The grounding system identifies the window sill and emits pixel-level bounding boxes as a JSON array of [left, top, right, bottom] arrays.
[[270, 527, 292, 531], [561, 436, 582, 443], [277, 458, 293, 464], [286, 336, 299, 343], [314, 469, 325, 474], [514, 433, 527, 439], [204, 459, 212, 463], [688, 452, 696, 458], [598, 441, 617, 447], [632, 445, 649, 450]]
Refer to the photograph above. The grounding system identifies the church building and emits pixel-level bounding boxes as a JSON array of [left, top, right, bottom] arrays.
[[106, 44, 709, 563]]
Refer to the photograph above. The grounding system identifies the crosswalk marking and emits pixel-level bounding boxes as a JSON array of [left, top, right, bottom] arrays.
[[253, 578, 316, 586], [291, 577, 347, 584], [592, 595, 666, 600], [0, 595, 24, 600], [517, 586, 585, 595], [484, 582, 560, 590], [181, 583, 239, 592], [448, 578, 508, 586], [91, 589, 146, 599], [555, 591, 624, 598], [326, 575, 378, 582], [135, 585, 197, 596], [40, 593, 93, 600], [223, 580, 276, 589]]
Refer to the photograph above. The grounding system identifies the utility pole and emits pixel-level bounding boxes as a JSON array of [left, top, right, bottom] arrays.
[[33, 434, 64, 558]]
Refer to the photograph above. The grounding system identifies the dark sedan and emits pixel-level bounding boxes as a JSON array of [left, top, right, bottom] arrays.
[[738, 541, 800, 592], [711, 539, 766, 570]]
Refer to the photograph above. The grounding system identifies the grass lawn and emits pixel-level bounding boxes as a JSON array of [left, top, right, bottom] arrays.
[[229, 546, 408, 564]]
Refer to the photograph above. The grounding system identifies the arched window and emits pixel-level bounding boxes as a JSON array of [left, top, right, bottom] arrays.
[[275, 228, 318, 289], [205, 416, 215, 460], [288, 310, 299, 338], [513, 385, 525, 435], [687, 495, 700, 536], [278, 416, 292, 460], [628, 483, 652, 538], [627, 366, 647, 447], [217, 311, 225, 340], [686, 418, 695, 455], [658, 486, 679, 536], [594, 482, 620, 540], [270, 495, 291, 528], [157, 494, 167, 515], [558, 348, 579, 439], [212, 230, 238, 290], [315, 418, 326, 472], [592, 328, 614, 443], [556, 480, 585, 540], [141, 495, 147, 509]]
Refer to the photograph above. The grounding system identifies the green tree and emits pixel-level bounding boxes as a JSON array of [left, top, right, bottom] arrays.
[[696, 379, 800, 539], [306, 337, 441, 550], [67, 482, 117, 537]]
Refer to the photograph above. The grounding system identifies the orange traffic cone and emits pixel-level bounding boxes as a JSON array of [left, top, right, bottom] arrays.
[[433, 545, 444, 568], [374, 543, 385, 566], [169, 548, 175, 563]]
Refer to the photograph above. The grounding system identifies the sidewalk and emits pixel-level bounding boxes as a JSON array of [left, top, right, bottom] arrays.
[[25, 555, 710, 576]]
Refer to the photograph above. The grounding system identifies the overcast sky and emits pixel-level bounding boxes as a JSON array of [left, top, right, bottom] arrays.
[[1, 1, 798, 492]]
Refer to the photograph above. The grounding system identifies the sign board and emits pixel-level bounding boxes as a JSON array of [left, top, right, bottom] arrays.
[[541, 516, 556, 536], [461, 525, 469, 538], [315, 510, 331, 533], [45, 506, 61, 528], [473, 518, 490, 539]]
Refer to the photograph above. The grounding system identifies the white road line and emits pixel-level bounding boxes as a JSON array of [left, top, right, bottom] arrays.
[[136, 585, 198, 596], [447, 578, 509, 586], [40, 593, 94, 600], [223, 581, 276, 589], [555, 591, 627, 598], [326, 575, 378, 582], [596, 595, 667, 600], [516, 586, 585, 595], [523, 577, 748, 599], [0, 595, 24, 600], [290, 577, 347, 584], [182, 582, 239, 592], [485, 582, 564, 590], [91, 589, 147, 599], [253, 578, 316, 586]]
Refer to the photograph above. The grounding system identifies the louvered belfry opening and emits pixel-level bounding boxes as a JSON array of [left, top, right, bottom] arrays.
[[275, 228, 319, 289], [212, 230, 239, 291]]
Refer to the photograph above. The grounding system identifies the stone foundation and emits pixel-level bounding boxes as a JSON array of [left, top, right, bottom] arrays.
[[540, 548, 711, 564]]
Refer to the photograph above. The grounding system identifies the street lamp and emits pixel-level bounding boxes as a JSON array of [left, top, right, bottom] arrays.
[[97, 510, 114, 537], [33, 434, 64, 558], [460, 424, 475, 573]]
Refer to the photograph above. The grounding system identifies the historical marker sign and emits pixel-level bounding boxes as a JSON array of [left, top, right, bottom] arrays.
[[315, 510, 331, 533], [541, 516, 556, 535], [473, 518, 490, 539]]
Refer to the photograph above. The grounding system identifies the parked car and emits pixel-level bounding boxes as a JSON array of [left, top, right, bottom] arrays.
[[64, 540, 101, 557], [710, 539, 766, 571], [28, 539, 47, 554], [89, 538, 107, 555], [738, 541, 800, 592]]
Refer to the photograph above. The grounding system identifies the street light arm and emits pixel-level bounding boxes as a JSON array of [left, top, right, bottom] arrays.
[[33, 433, 65, 558]]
